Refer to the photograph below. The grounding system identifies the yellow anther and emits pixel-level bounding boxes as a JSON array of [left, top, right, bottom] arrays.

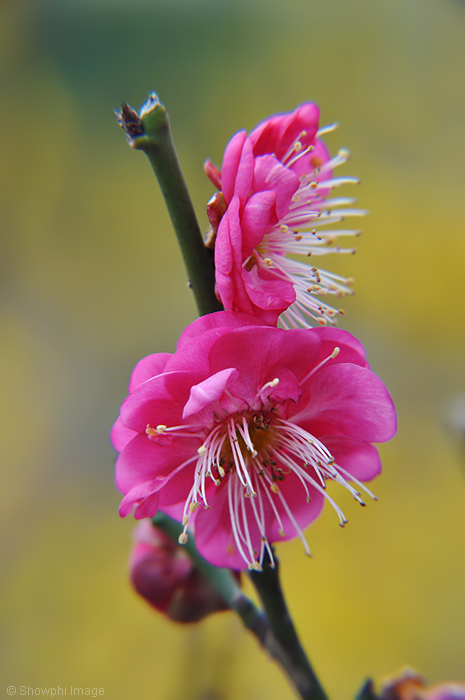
[[198, 444, 207, 455], [178, 533, 188, 545]]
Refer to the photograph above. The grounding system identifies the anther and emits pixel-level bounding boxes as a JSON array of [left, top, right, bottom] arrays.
[[198, 445, 207, 455], [178, 533, 188, 545], [248, 561, 263, 571]]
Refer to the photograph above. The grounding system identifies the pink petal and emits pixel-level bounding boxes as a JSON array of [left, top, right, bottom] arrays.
[[300, 363, 397, 443], [312, 327, 368, 368], [221, 131, 249, 204], [128, 353, 172, 392], [182, 368, 239, 419], [321, 435, 382, 481], [249, 103, 320, 161], [252, 155, 299, 220], [278, 102, 320, 156], [241, 190, 278, 254], [177, 311, 267, 350], [115, 431, 199, 493], [111, 416, 138, 452], [215, 197, 257, 315], [208, 326, 320, 406], [120, 370, 205, 433], [242, 264, 296, 320], [233, 136, 255, 203], [119, 479, 161, 517]]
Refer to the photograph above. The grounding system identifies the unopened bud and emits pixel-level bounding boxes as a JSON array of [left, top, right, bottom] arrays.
[[129, 520, 240, 623]]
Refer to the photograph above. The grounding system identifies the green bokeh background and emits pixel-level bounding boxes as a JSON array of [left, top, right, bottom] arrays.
[[1, 1, 465, 698]]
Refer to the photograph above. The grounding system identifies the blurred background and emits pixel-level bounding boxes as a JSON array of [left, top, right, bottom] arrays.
[[1, 0, 465, 698]]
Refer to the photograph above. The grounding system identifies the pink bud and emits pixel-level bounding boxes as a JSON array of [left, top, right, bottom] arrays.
[[130, 520, 238, 623]]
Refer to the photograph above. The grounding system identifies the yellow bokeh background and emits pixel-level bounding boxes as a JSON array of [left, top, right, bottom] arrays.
[[1, 1, 465, 698]]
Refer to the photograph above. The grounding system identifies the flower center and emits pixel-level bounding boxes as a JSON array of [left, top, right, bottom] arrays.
[[173, 407, 374, 571]]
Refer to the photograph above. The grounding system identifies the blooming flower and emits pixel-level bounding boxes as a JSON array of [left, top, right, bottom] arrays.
[[378, 667, 465, 700], [130, 519, 234, 622], [112, 312, 396, 571], [205, 103, 365, 328]]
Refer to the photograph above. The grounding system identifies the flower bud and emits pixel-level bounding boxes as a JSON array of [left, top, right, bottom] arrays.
[[129, 519, 237, 623], [379, 667, 465, 700]]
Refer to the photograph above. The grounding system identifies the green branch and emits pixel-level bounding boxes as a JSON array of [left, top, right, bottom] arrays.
[[116, 93, 223, 317]]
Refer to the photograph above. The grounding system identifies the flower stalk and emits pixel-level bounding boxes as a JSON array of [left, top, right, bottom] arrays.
[[249, 554, 328, 700], [116, 94, 222, 317]]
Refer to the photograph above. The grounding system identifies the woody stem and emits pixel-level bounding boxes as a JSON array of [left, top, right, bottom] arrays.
[[249, 552, 329, 700], [116, 93, 223, 316]]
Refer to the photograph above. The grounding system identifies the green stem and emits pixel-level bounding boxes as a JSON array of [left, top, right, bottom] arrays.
[[249, 553, 329, 700], [116, 93, 223, 317], [152, 513, 267, 643]]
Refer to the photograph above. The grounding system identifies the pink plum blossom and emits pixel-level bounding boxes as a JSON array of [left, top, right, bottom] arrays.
[[112, 312, 396, 571], [130, 519, 234, 622], [205, 103, 365, 328]]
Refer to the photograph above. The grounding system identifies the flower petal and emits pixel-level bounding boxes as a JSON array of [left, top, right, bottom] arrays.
[[128, 353, 172, 392], [300, 363, 397, 442], [182, 368, 239, 419]]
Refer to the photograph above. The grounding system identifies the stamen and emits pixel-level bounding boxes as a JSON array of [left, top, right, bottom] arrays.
[[262, 470, 312, 557], [228, 475, 251, 566], [316, 122, 339, 136], [286, 143, 316, 169], [300, 347, 340, 385]]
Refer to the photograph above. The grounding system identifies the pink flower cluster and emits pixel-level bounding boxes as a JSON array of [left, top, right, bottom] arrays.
[[113, 104, 396, 575]]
